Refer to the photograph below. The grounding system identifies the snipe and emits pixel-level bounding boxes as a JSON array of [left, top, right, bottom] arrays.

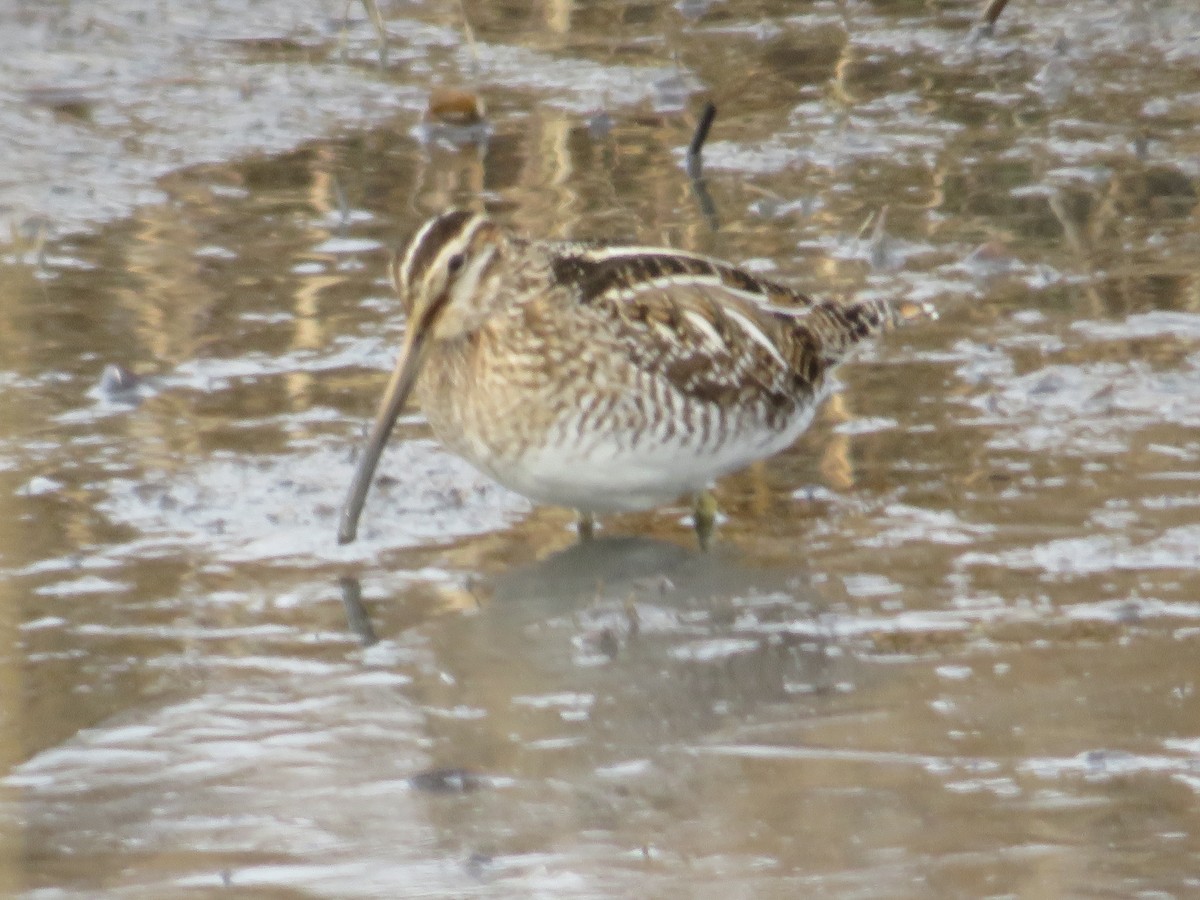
[[338, 209, 932, 547]]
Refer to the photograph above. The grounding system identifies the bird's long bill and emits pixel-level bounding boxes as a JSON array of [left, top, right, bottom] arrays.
[[337, 325, 428, 544]]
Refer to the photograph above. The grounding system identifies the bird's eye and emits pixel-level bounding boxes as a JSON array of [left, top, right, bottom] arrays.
[[447, 253, 466, 274]]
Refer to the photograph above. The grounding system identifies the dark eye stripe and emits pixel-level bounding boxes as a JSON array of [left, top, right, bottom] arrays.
[[396, 209, 478, 297]]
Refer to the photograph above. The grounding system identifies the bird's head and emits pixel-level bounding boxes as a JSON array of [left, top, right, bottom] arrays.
[[337, 209, 506, 544]]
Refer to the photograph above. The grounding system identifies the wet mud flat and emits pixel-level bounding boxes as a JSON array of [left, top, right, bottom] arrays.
[[2, 1, 1200, 896]]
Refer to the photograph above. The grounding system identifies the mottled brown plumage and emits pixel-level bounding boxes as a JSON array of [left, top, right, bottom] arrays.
[[339, 210, 933, 545]]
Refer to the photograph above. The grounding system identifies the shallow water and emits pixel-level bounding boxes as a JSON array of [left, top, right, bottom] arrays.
[[2, 0, 1200, 896]]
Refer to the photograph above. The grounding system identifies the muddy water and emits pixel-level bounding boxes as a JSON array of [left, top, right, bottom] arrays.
[[3, 0, 1200, 896]]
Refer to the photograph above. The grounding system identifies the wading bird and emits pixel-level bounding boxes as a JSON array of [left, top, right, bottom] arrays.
[[338, 209, 931, 548]]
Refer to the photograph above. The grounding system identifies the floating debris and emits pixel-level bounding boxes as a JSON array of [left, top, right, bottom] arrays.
[[652, 65, 702, 114], [857, 206, 904, 272], [960, 240, 1023, 278], [748, 192, 821, 220], [586, 108, 613, 139], [214, 35, 331, 61], [88, 364, 155, 406], [408, 767, 485, 794], [7, 216, 50, 267], [464, 852, 492, 880], [100, 364, 140, 394], [22, 85, 99, 120], [1032, 34, 1072, 104], [675, 0, 720, 21]]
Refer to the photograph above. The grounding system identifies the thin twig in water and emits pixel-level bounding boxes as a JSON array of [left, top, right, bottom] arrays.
[[685, 102, 719, 231], [688, 101, 717, 161], [457, 0, 481, 74], [336, 0, 353, 62], [360, 0, 388, 66], [979, 0, 1010, 35], [331, 173, 350, 231], [854, 207, 879, 241], [338, 576, 379, 647]]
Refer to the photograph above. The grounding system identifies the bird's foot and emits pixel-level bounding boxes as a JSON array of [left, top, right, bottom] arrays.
[[577, 511, 596, 542], [693, 490, 718, 551]]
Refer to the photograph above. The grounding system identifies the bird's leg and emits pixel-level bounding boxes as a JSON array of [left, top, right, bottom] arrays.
[[577, 511, 596, 541], [693, 490, 718, 551]]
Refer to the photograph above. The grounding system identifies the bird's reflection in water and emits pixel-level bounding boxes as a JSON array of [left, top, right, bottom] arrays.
[[336, 534, 840, 721], [335, 535, 851, 845], [490, 535, 694, 604], [337, 535, 697, 647], [338, 533, 811, 638]]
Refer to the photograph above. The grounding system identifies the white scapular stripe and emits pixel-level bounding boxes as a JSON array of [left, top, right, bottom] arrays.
[[722, 306, 788, 368], [574, 245, 715, 264], [682, 309, 728, 354]]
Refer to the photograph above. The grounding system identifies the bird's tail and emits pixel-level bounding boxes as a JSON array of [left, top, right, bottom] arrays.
[[803, 296, 936, 367]]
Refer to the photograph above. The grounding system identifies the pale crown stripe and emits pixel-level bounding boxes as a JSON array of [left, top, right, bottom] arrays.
[[395, 214, 444, 293]]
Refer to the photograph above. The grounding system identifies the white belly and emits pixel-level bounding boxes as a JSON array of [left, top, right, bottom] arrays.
[[419, 343, 830, 515], [463, 400, 823, 513]]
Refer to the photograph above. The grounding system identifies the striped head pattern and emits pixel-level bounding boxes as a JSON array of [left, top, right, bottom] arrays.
[[389, 209, 508, 341], [338, 208, 504, 544]]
